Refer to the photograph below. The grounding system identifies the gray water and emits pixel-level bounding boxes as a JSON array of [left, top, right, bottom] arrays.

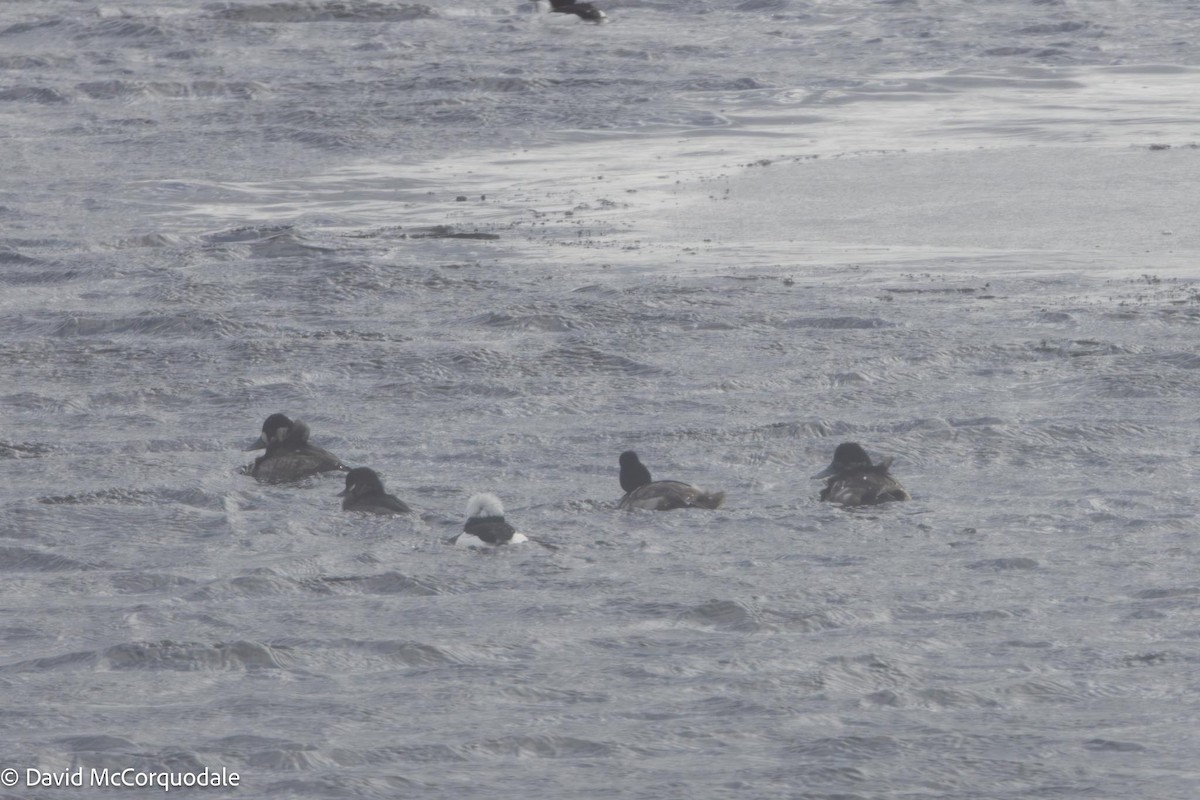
[[3, 1, 1200, 798]]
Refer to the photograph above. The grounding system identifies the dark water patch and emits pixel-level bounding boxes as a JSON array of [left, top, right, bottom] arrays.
[[245, 231, 336, 258], [781, 608, 856, 633], [678, 598, 771, 633], [1004, 639, 1055, 649], [187, 574, 338, 601], [736, 419, 852, 440], [467, 311, 581, 332], [0, 246, 41, 265], [884, 286, 981, 295], [820, 654, 914, 692], [47, 311, 254, 339], [328, 638, 466, 667], [1152, 351, 1200, 370], [497, 685, 608, 705], [409, 226, 501, 241], [203, 224, 314, 248], [1, 19, 66, 37], [0, 546, 94, 572], [208, 735, 324, 770], [76, 80, 266, 101], [1030, 338, 1135, 358], [444, 348, 525, 376], [1, 440, 54, 458], [70, 18, 172, 42], [965, 557, 1040, 571], [1129, 587, 1200, 613], [1017, 21, 1095, 36], [1, 649, 99, 673], [140, 276, 238, 305], [0, 625, 40, 642], [863, 687, 1000, 709], [541, 346, 662, 376], [458, 734, 621, 760], [1133, 586, 1200, 600], [102, 640, 292, 671], [0, 86, 69, 104], [57, 734, 138, 752], [403, 381, 525, 401], [787, 734, 902, 758], [1083, 738, 1147, 753], [897, 607, 1019, 623], [1119, 651, 1181, 668], [39, 488, 157, 506], [783, 316, 896, 330], [211, 2, 438, 23], [320, 571, 446, 596], [108, 572, 198, 594], [117, 232, 194, 248], [221, 744, 331, 772], [999, 678, 1091, 704]]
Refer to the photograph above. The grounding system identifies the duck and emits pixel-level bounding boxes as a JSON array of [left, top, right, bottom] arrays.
[[547, 0, 606, 22], [244, 413, 347, 484], [452, 493, 529, 547], [617, 450, 726, 511], [338, 467, 411, 515], [812, 442, 910, 506]]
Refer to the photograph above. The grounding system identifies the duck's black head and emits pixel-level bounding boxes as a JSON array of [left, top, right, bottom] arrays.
[[339, 467, 386, 499], [246, 413, 294, 451], [619, 450, 653, 493], [812, 442, 874, 480]]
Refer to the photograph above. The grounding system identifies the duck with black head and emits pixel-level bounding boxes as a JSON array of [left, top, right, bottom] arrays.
[[546, 0, 606, 22], [812, 442, 910, 507], [243, 413, 347, 484], [338, 467, 411, 515], [452, 493, 529, 548], [617, 450, 726, 511]]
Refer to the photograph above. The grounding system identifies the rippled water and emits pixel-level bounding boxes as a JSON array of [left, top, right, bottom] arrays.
[[3, 1, 1200, 798]]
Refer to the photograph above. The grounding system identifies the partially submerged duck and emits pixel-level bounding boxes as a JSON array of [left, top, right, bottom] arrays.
[[812, 442, 910, 507], [617, 450, 726, 511], [338, 467, 411, 515], [452, 493, 529, 547], [547, 0, 606, 22], [244, 413, 346, 483]]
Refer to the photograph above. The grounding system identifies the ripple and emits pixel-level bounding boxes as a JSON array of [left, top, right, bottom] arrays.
[[102, 640, 293, 671], [0, 546, 94, 572], [783, 316, 896, 329], [459, 735, 620, 760], [965, 557, 1040, 571], [320, 571, 448, 596], [678, 599, 771, 633], [211, 2, 438, 23]]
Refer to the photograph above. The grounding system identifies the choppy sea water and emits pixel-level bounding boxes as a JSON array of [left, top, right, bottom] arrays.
[[2, 1, 1199, 798]]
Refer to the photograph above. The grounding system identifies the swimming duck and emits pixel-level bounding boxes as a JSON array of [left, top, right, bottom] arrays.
[[812, 442, 910, 506], [617, 450, 726, 511], [452, 493, 529, 547], [244, 413, 347, 484], [548, 0, 606, 22], [338, 467, 411, 515]]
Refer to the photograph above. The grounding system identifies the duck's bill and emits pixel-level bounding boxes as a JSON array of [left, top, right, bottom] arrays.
[[243, 435, 267, 451], [811, 465, 835, 480]]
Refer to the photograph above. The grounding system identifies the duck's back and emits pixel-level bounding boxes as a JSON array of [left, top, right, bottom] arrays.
[[342, 492, 411, 515], [619, 480, 726, 511], [251, 444, 344, 483], [821, 467, 909, 507], [462, 517, 525, 545]]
